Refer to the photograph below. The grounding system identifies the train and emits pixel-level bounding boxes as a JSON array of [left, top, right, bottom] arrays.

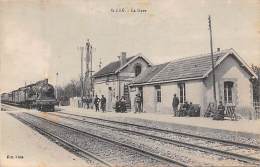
[[1, 79, 58, 111]]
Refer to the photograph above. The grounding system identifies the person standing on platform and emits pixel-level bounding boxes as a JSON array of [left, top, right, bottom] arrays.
[[100, 95, 107, 112], [82, 96, 87, 108], [115, 96, 120, 112], [86, 96, 90, 109], [120, 96, 126, 113], [134, 94, 141, 113], [213, 101, 225, 120], [172, 94, 179, 116], [94, 95, 100, 112]]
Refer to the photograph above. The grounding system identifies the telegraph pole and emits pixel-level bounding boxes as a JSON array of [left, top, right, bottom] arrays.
[[80, 46, 84, 98], [208, 15, 217, 105], [55, 72, 59, 99], [90, 45, 94, 97], [85, 40, 90, 97]]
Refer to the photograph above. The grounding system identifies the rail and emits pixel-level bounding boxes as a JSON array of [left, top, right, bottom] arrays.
[[9, 113, 112, 167], [50, 112, 260, 165], [21, 112, 188, 167]]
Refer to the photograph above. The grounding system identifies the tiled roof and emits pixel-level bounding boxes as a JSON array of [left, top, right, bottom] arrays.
[[132, 49, 231, 84], [132, 62, 169, 84], [93, 56, 135, 77]]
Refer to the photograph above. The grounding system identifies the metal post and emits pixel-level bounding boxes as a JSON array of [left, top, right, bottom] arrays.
[[80, 46, 84, 98], [208, 15, 217, 105], [55, 72, 59, 99], [85, 40, 90, 97], [90, 45, 93, 97]]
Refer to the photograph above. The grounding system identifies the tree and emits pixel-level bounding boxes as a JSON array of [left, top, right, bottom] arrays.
[[58, 79, 81, 98], [251, 64, 260, 103]]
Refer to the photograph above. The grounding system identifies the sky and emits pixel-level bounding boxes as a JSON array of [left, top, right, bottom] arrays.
[[0, 0, 260, 93]]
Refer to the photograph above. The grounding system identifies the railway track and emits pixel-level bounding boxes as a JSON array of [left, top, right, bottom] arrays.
[[9, 113, 112, 167], [51, 111, 260, 166], [10, 112, 187, 167]]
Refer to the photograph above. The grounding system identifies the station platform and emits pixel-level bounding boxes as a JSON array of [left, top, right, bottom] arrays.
[[59, 106, 260, 136], [0, 111, 88, 167]]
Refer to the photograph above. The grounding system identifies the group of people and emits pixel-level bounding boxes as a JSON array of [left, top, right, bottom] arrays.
[[172, 94, 198, 117], [81, 93, 225, 120], [90, 93, 143, 113], [213, 101, 225, 120], [172, 94, 225, 120], [114, 96, 127, 113], [81, 94, 130, 113], [92, 95, 107, 112], [81, 96, 92, 109]]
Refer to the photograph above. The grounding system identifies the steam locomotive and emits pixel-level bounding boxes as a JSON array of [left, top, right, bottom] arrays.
[[1, 79, 57, 111]]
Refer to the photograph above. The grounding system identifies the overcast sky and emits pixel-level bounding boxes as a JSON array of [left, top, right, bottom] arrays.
[[0, 0, 259, 93]]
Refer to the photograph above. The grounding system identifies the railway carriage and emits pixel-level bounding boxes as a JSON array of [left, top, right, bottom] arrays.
[[1, 93, 9, 102]]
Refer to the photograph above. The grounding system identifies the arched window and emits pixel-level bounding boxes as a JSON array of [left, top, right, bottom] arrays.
[[135, 65, 142, 76]]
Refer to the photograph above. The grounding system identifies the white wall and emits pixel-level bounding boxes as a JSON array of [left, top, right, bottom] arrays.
[[204, 55, 253, 108], [160, 83, 178, 113], [94, 56, 151, 111], [141, 80, 204, 114], [143, 85, 156, 112]]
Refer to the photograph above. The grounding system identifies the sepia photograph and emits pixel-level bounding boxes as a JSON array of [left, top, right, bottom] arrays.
[[0, 0, 260, 166]]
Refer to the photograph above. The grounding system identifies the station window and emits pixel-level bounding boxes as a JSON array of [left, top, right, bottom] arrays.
[[155, 85, 161, 103], [178, 83, 186, 103], [224, 81, 233, 104], [135, 65, 142, 77]]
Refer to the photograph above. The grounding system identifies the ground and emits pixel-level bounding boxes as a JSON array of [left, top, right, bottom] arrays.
[[0, 109, 87, 167], [1, 105, 260, 167], [61, 106, 260, 135]]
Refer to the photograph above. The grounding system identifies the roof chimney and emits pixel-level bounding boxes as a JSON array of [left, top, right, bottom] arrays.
[[120, 52, 127, 66], [217, 48, 220, 52]]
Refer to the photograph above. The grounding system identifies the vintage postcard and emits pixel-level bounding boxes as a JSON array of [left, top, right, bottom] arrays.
[[1, 0, 260, 167]]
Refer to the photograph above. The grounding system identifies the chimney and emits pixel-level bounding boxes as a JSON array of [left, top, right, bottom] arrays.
[[120, 52, 127, 66], [217, 48, 220, 52]]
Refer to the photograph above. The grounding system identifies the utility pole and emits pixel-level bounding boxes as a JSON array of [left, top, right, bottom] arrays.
[[208, 15, 217, 105], [85, 40, 90, 97], [56, 72, 59, 99], [90, 45, 94, 97], [80, 46, 84, 98]]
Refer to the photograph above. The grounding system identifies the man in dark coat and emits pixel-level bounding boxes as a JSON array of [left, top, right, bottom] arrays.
[[134, 94, 142, 113], [100, 95, 106, 112], [94, 95, 100, 112], [120, 96, 126, 113], [213, 101, 225, 120], [172, 94, 179, 116], [86, 96, 90, 109], [115, 96, 120, 112]]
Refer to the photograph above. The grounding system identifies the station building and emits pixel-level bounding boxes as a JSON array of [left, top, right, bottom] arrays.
[[93, 52, 152, 111], [93, 48, 257, 117], [129, 48, 257, 116]]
